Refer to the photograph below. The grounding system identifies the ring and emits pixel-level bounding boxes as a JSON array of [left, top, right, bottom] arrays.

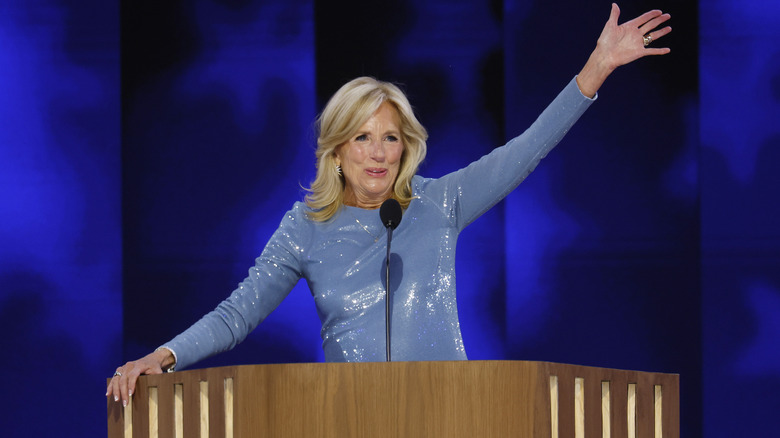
[[114, 371, 123, 377], [643, 34, 653, 47]]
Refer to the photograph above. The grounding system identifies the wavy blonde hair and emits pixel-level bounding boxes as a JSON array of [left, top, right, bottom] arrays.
[[304, 77, 428, 222]]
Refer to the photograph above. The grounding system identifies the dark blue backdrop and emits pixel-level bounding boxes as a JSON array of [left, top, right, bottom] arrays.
[[1, 0, 778, 436]]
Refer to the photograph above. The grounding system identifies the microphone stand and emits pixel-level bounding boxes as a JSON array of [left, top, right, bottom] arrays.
[[385, 226, 393, 362], [379, 198, 401, 362]]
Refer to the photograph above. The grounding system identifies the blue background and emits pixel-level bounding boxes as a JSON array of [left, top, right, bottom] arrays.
[[0, 0, 777, 436]]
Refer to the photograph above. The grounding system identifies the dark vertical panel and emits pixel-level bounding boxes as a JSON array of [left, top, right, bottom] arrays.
[[503, 1, 700, 436], [315, 0, 506, 359], [701, 0, 780, 436], [0, 0, 120, 435], [121, 0, 320, 365]]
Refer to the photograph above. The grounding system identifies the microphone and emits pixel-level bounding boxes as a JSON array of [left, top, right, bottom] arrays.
[[380, 198, 402, 230], [379, 198, 402, 361]]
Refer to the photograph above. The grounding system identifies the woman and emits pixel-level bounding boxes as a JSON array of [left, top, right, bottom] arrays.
[[108, 4, 671, 406]]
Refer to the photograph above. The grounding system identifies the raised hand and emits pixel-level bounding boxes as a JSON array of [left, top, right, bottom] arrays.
[[577, 3, 672, 97]]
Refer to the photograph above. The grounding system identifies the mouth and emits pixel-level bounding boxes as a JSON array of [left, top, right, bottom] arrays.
[[364, 168, 388, 177]]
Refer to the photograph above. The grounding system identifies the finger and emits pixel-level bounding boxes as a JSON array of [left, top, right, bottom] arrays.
[[609, 3, 620, 25], [644, 47, 671, 56], [107, 369, 123, 402], [118, 363, 137, 407], [642, 26, 672, 49], [106, 376, 117, 400], [625, 10, 663, 28], [639, 13, 671, 33], [126, 369, 145, 401], [119, 373, 129, 407], [124, 362, 163, 404], [110, 375, 122, 403], [646, 26, 672, 43]]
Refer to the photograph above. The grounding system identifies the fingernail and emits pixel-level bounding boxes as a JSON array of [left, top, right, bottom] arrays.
[[114, 395, 119, 402], [123, 399, 127, 407], [129, 390, 133, 397]]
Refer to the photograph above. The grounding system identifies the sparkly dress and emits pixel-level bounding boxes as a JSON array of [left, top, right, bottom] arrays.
[[163, 77, 595, 369]]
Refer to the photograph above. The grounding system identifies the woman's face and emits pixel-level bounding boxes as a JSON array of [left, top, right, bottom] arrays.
[[336, 102, 405, 209]]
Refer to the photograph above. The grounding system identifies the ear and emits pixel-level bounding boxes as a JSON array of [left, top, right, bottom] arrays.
[[332, 146, 342, 166]]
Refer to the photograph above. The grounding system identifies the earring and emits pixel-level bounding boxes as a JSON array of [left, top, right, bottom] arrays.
[[335, 164, 342, 176]]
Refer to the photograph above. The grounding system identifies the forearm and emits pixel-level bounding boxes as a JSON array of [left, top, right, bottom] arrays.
[[443, 77, 594, 229], [162, 304, 257, 370]]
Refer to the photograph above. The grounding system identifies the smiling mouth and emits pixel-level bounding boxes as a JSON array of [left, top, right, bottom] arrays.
[[365, 168, 388, 177]]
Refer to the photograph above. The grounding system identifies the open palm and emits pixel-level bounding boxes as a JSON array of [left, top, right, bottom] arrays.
[[596, 3, 672, 70]]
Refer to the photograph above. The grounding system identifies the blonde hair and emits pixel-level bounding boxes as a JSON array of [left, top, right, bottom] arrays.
[[304, 77, 428, 222]]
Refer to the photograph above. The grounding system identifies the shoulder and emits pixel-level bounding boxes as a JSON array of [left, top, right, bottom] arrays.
[[408, 174, 455, 220], [411, 174, 435, 195], [288, 201, 313, 221], [410, 172, 456, 203], [284, 201, 352, 235], [274, 202, 318, 238]]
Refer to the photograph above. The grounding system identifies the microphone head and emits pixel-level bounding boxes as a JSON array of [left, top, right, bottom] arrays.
[[379, 198, 402, 230]]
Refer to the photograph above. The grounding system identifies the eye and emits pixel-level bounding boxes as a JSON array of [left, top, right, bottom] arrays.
[[355, 134, 368, 142], [385, 135, 399, 142]]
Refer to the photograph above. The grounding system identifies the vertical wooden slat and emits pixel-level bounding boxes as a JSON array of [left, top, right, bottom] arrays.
[[662, 374, 680, 438], [174, 384, 183, 438], [557, 368, 575, 438], [199, 381, 209, 438], [156, 379, 174, 438], [129, 382, 147, 438], [225, 378, 234, 438], [584, 372, 603, 438], [610, 373, 628, 437], [132, 382, 150, 438], [183, 376, 200, 438], [575, 377, 585, 438], [637, 374, 655, 437], [534, 364, 552, 438], [107, 393, 123, 438], [654, 385, 663, 438], [149, 387, 159, 438], [627, 383, 637, 438], [207, 372, 225, 438], [602, 381, 611, 438], [550, 375, 559, 438], [124, 401, 133, 438]]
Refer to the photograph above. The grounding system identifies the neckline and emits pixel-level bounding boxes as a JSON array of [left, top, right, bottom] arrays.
[[343, 204, 379, 212]]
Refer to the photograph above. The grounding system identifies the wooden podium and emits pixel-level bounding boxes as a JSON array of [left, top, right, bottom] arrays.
[[107, 361, 678, 437]]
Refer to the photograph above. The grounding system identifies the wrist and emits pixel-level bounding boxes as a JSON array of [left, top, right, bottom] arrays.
[[577, 48, 614, 98], [154, 346, 177, 372]]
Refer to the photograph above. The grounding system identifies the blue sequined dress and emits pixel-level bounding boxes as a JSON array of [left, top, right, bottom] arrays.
[[163, 77, 595, 369]]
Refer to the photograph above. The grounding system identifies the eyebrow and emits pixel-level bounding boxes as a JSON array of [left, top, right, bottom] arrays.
[[354, 130, 401, 136]]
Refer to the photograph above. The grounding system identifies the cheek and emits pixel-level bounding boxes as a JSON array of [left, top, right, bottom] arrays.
[[389, 144, 405, 165], [340, 144, 363, 167]]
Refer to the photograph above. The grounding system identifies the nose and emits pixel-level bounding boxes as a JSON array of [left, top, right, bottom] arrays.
[[368, 139, 386, 162]]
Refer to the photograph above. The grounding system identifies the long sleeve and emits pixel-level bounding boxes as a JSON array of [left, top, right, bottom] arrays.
[[162, 204, 310, 370], [426, 76, 595, 231]]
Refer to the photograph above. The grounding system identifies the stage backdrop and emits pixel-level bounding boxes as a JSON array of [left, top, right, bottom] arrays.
[[700, 0, 780, 436], [0, 0, 121, 435], [1, 0, 778, 436]]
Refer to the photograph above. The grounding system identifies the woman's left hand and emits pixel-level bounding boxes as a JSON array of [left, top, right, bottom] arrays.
[[577, 3, 672, 97]]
